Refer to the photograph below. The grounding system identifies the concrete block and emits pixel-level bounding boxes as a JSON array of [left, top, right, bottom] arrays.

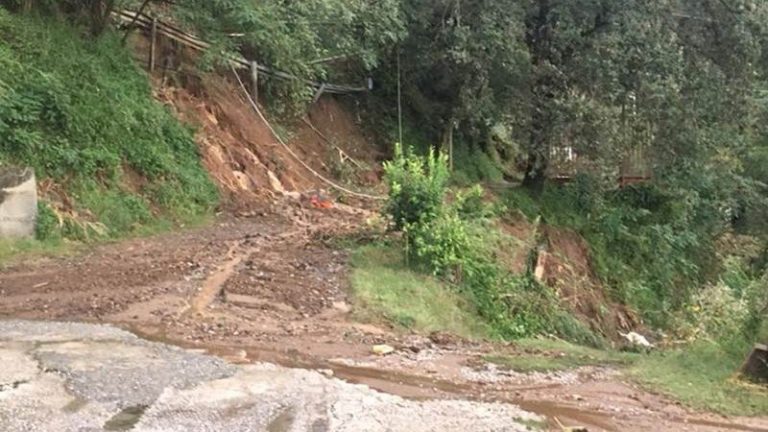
[[0, 166, 37, 238]]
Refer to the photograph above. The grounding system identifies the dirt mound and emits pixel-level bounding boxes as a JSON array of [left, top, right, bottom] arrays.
[[154, 71, 383, 213], [537, 226, 638, 339]]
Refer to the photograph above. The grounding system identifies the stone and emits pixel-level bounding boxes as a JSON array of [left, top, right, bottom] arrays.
[[372, 344, 395, 356]]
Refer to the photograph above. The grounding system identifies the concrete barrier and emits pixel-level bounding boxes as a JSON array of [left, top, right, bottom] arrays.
[[0, 167, 37, 238]]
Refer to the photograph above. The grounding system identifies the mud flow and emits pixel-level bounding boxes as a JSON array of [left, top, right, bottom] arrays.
[[2, 202, 764, 431]]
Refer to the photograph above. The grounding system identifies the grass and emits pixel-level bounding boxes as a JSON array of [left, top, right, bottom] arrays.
[[0, 10, 218, 246], [513, 417, 548, 431], [0, 237, 76, 265], [349, 243, 491, 339], [628, 341, 768, 416], [485, 338, 638, 373]]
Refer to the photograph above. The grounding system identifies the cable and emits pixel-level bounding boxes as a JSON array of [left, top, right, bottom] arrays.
[[230, 64, 386, 201]]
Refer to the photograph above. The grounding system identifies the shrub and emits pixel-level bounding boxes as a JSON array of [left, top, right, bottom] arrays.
[[383, 143, 449, 230]]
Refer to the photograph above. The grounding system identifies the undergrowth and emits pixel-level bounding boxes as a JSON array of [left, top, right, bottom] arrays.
[[381, 144, 599, 344], [628, 341, 768, 416], [0, 10, 217, 244]]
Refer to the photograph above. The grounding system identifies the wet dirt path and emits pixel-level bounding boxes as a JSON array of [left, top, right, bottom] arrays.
[[1, 205, 766, 431]]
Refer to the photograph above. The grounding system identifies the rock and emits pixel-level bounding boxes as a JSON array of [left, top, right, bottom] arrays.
[[619, 331, 653, 350], [372, 344, 395, 356]]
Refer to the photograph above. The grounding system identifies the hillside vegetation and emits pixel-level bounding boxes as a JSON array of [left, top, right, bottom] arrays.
[[0, 8, 217, 243]]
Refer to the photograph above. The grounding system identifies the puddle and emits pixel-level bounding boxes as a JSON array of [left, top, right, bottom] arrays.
[[103, 405, 148, 431], [267, 406, 296, 432], [126, 326, 767, 432], [62, 397, 88, 413]]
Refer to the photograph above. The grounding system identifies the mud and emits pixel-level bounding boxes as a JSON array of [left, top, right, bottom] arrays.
[[1, 206, 767, 431]]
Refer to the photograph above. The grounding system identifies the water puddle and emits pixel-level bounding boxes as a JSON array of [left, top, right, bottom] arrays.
[[103, 405, 148, 431], [267, 406, 296, 432], [127, 326, 766, 432]]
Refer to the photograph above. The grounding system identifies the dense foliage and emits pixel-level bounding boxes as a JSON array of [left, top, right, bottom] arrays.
[[170, 0, 404, 112]]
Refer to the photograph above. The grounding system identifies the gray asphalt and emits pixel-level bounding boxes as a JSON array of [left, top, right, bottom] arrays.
[[0, 320, 539, 431]]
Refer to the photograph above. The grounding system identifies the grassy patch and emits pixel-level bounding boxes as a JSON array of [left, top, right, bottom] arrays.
[[349, 243, 491, 339], [487, 338, 767, 416], [0, 237, 75, 265], [485, 338, 638, 373], [628, 341, 768, 416]]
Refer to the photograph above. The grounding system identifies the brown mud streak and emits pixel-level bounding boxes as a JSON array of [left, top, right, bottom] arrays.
[[127, 325, 768, 432], [125, 326, 620, 431], [188, 241, 251, 314]]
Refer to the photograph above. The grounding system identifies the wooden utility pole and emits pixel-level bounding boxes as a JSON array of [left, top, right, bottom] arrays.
[[250, 61, 259, 102], [148, 18, 157, 72], [448, 123, 454, 172], [396, 46, 403, 145]]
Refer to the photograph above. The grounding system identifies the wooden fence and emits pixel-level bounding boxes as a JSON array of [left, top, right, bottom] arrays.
[[114, 9, 369, 96]]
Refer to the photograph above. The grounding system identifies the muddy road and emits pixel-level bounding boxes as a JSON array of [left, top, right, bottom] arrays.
[[1, 202, 766, 431]]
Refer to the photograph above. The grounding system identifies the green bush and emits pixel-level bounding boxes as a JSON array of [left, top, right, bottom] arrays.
[[383, 143, 449, 230], [35, 201, 60, 241], [504, 178, 722, 329]]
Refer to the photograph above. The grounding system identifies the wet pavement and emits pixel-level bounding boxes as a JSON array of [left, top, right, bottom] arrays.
[[0, 320, 540, 431]]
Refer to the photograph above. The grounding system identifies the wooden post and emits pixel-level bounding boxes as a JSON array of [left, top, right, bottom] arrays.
[[448, 124, 454, 172], [149, 18, 158, 72], [250, 61, 259, 102]]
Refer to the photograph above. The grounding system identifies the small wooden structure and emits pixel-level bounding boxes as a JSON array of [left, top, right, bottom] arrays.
[[741, 344, 768, 384], [548, 145, 652, 187]]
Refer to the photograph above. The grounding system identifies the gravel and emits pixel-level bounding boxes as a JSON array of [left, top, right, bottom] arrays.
[[0, 320, 540, 432]]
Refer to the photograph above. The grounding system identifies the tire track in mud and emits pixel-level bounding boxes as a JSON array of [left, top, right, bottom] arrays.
[[185, 229, 309, 316], [188, 241, 251, 314]]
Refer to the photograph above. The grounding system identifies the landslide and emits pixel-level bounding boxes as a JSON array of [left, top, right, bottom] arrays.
[[156, 73, 384, 211]]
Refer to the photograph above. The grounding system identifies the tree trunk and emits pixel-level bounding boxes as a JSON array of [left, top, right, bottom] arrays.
[[523, 0, 555, 192], [89, 0, 116, 36]]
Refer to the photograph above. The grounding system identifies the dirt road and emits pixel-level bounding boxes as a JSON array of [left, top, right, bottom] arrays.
[[1, 201, 766, 431]]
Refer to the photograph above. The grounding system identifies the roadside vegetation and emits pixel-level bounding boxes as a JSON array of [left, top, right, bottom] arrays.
[[0, 8, 217, 252]]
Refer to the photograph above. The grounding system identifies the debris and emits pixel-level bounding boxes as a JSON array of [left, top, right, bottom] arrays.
[[319, 369, 334, 377], [308, 191, 334, 209], [372, 344, 395, 356]]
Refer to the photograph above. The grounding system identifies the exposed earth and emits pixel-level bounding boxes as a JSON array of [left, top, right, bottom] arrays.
[[1, 202, 767, 431]]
